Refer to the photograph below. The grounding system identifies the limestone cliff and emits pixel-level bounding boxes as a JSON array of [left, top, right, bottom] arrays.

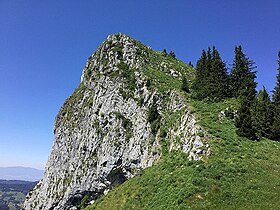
[[23, 33, 210, 210]]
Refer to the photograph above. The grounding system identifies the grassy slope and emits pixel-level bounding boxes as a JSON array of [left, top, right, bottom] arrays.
[[85, 98, 280, 210], [84, 43, 280, 209]]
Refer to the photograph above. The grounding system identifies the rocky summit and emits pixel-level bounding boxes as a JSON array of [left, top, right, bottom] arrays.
[[23, 33, 210, 210]]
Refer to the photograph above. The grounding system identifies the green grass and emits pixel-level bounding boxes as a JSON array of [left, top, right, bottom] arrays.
[[143, 67, 182, 92], [84, 98, 280, 210]]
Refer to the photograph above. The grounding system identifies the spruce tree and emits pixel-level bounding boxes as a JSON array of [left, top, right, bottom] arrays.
[[232, 46, 257, 140], [230, 45, 257, 101], [208, 46, 228, 100], [192, 49, 208, 99], [169, 50, 176, 59], [162, 49, 167, 57], [271, 51, 280, 141], [188, 61, 193, 67], [192, 47, 228, 100], [235, 96, 257, 140], [253, 87, 273, 138]]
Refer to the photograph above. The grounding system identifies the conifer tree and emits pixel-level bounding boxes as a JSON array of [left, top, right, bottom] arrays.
[[232, 46, 257, 140], [230, 45, 257, 101], [271, 51, 280, 141], [162, 49, 167, 57], [192, 49, 208, 99], [208, 47, 228, 100], [192, 47, 228, 100], [235, 96, 257, 140], [169, 50, 176, 59], [253, 87, 273, 138], [188, 61, 193, 67]]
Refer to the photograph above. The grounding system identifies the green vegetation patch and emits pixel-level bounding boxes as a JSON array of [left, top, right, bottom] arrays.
[[117, 62, 136, 97], [114, 112, 133, 140], [143, 67, 182, 92]]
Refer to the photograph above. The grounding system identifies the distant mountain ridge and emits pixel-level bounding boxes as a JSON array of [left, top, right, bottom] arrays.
[[0, 167, 43, 181]]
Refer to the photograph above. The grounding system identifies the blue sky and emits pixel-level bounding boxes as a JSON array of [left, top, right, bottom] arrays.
[[1, 0, 280, 169]]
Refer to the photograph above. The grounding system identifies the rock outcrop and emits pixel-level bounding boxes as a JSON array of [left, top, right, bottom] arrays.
[[23, 33, 210, 210]]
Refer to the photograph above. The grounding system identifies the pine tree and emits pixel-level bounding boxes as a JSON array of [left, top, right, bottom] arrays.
[[192, 49, 208, 99], [192, 47, 228, 100], [230, 45, 257, 101], [253, 87, 273, 138], [162, 49, 167, 57], [232, 46, 257, 140], [188, 61, 193, 67], [235, 96, 257, 140], [271, 51, 280, 141], [208, 46, 228, 100], [169, 50, 176, 59]]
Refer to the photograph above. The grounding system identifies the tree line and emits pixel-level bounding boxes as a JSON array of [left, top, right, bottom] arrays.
[[183, 46, 280, 141]]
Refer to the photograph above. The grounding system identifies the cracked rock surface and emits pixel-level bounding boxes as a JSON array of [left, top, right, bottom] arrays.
[[23, 33, 209, 210]]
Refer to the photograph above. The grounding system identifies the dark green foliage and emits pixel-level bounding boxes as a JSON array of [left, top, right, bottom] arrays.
[[188, 61, 194, 67], [235, 97, 257, 140], [208, 47, 228, 99], [114, 112, 132, 130], [253, 87, 273, 138], [192, 49, 208, 99], [112, 43, 124, 60], [112, 43, 123, 54], [181, 75, 190, 93], [147, 103, 160, 123], [169, 50, 176, 59], [271, 106, 280, 141], [79, 195, 89, 209], [87, 68, 92, 78], [229, 46, 257, 140], [114, 112, 133, 140], [192, 47, 228, 100], [230, 45, 257, 101], [147, 102, 161, 134], [271, 51, 280, 141], [162, 49, 167, 56]]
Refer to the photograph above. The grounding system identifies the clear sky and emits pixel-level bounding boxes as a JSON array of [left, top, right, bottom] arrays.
[[1, 0, 280, 169]]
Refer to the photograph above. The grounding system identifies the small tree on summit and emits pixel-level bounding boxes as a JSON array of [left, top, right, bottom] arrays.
[[188, 61, 194, 67], [162, 49, 167, 57], [169, 50, 176, 59]]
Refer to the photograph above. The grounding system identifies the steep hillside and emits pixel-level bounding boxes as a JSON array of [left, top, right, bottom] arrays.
[[23, 33, 209, 210], [85, 99, 280, 210], [24, 33, 280, 210]]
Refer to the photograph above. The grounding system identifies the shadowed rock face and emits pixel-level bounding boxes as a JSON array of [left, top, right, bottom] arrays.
[[23, 33, 209, 210]]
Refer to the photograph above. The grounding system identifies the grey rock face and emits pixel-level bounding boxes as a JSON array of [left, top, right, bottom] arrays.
[[23, 33, 209, 210]]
